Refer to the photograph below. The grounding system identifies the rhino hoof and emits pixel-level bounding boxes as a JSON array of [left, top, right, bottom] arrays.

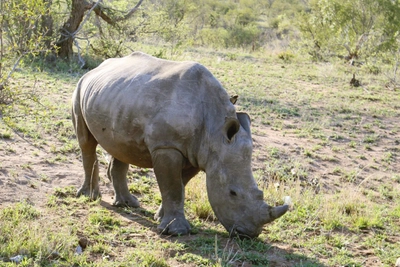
[[76, 186, 101, 200], [112, 194, 140, 208], [157, 217, 191, 236]]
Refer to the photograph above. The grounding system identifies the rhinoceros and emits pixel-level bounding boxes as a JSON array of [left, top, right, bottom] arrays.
[[72, 51, 288, 238]]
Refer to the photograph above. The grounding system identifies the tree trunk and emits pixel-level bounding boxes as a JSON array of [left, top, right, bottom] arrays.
[[56, 0, 89, 60]]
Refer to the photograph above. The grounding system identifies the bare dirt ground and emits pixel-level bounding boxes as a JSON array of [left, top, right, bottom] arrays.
[[0, 133, 83, 207]]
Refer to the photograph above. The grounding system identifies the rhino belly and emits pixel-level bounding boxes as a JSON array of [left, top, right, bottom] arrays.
[[85, 115, 153, 168]]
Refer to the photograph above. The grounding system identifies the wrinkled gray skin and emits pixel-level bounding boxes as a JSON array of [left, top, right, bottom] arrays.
[[72, 52, 288, 238]]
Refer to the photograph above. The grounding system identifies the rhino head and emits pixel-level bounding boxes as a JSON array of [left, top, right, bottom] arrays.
[[204, 112, 288, 238]]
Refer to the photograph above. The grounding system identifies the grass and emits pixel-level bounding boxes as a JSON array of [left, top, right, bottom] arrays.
[[0, 44, 399, 266], [186, 173, 216, 222]]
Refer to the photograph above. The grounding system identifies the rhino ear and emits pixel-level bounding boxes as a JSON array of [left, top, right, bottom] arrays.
[[224, 117, 240, 142], [237, 112, 251, 137], [230, 94, 239, 104]]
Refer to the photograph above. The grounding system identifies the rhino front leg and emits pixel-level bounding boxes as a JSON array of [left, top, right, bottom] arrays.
[[108, 157, 140, 208], [152, 149, 190, 236], [155, 166, 200, 222]]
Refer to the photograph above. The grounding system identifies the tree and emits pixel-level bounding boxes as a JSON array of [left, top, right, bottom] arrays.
[[298, 0, 400, 62], [1, 0, 146, 93], [0, 0, 52, 90], [55, 0, 144, 60]]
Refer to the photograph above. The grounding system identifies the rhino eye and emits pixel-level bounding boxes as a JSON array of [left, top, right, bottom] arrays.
[[230, 190, 237, 197]]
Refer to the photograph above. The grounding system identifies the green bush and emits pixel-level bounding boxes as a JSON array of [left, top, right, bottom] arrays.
[[278, 51, 295, 62]]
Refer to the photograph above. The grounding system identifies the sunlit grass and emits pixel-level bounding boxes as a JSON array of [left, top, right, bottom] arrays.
[[186, 173, 216, 222]]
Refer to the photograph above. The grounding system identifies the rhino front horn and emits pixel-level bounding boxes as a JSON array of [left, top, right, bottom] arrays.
[[264, 204, 289, 224], [273, 204, 289, 218]]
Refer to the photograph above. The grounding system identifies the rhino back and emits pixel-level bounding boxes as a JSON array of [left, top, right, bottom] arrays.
[[75, 52, 235, 168]]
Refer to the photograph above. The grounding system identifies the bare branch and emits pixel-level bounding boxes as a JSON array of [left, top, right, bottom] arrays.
[[116, 0, 144, 21], [93, 4, 116, 26], [1, 50, 47, 88], [355, 33, 368, 52], [73, 38, 86, 68], [343, 43, 351, 54], [72, 0, 102, 37], [93, 0, 144, 25]]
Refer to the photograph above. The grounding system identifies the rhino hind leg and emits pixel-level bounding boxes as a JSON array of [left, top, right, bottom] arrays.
[[155, 166, 200, 222], [74, 113, 101, 200], [108, 157, 140, 208], [76, 144, 101, 200], [152, 149, 191, 236]]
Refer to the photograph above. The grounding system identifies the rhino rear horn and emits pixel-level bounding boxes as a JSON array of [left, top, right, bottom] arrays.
[[236, 112, 251, 136]]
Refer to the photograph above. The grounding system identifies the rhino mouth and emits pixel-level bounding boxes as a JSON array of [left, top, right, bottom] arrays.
[[229, 225, 261, 239]]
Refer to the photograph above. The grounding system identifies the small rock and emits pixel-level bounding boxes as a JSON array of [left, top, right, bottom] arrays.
[[75, 236, 89, 256], [10, 255, 24, 263], [75, 245, 83, 255], [395, 257, 400, 267], [284, 196, 292, 206]]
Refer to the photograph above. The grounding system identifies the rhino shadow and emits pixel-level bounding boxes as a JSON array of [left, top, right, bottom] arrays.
[[100, 199, 327, 267], [100, 198, 158, 231]]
